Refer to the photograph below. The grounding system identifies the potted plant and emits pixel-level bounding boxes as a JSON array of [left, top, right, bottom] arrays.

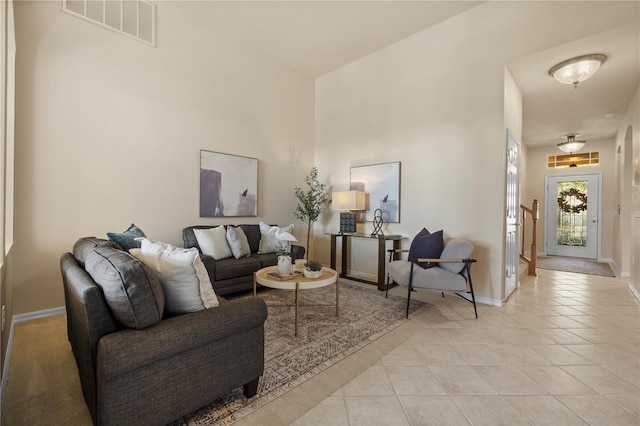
[[294, 166, 330, 259], [304, 260, 323, 279]]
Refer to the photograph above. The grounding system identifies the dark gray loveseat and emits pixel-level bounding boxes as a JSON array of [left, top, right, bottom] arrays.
[[61, 237, 268, 425], [182, 224, 305, 296]]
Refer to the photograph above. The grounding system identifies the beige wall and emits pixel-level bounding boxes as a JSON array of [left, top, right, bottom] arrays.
[[313, 1, 638, 306], [13, 1, 316, 314], [524, 139, 617, 262]]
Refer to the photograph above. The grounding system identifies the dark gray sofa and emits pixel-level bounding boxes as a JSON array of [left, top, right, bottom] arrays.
[[182, 224, 305, 296], [61, 237, 268, 425]]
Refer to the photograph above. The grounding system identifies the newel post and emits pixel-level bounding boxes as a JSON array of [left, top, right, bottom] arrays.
[[528, 199, 539, 276]]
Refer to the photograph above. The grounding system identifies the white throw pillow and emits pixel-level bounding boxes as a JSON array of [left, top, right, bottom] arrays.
[[258, 221, 294, 254], [194, 226, 232, 260], [130, 239, 219, 314], [226, 226, 251, 259]]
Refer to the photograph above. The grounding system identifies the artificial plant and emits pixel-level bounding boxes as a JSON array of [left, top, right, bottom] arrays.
[[293, 166, 330, 259]]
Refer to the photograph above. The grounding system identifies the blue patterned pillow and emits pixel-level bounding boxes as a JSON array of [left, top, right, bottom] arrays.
[[107, 223, 146, 251]]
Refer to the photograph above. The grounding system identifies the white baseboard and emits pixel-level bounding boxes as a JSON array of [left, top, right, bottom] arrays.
[[475, 295, 504, 307], [12, 306, 65, 323], [629, 284, 640, 302], [1, 307, 66, 412]]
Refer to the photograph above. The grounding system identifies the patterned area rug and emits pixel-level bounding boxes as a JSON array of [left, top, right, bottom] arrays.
[[171, 280, 428, 425], [536, 255, 615, 277]]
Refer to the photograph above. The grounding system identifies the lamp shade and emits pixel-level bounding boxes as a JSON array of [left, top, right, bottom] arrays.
[[332, 190, 365, 211], [548, 54, 607, 88]]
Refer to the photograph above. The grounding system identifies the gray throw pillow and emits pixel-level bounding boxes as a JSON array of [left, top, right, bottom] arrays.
[[85, 246, 165, 329], [72, 237, 120, 267], [226, 226, 251, 259]]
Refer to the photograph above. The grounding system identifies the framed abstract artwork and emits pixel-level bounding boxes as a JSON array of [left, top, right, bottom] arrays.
[[350, 161, 401, 223], [200, 150, 258, 217]]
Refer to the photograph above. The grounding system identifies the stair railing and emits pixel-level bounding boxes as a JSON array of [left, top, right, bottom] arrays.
[[520, 199, 539, 276]]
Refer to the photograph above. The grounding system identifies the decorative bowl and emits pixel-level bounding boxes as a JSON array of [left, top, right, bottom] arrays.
[[303, 269, 322, 279]]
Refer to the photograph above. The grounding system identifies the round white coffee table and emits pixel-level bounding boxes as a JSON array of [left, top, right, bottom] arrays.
[[253, 266, 339, 336]]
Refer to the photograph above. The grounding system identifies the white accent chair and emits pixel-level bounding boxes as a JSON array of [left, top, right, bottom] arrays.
[[387, 238, 478, 319]]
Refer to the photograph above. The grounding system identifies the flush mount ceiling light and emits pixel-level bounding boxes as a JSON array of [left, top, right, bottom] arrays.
[[557, 133, 586, 153], [548, 54, 607, 88]]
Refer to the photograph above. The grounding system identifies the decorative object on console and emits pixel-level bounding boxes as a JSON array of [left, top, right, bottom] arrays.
[[293, 166, 330, 259], [200, 150, 258, 217], [370, 208, 385, 236], [332, 190, 365, 234], [548, 54, 607, 89], [350, 161, 401, 223]]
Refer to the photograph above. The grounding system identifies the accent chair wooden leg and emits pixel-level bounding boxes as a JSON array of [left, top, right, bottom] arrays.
[[243, 378, 259, 398]]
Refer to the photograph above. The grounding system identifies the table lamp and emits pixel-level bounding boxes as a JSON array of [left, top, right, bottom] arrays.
[[332, 190, 366, 234]]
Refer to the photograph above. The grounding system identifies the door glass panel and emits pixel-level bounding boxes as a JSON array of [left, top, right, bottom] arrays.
[[556, 181, 588, 247]]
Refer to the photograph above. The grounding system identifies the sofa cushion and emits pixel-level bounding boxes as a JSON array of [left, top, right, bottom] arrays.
[[106, 223, 146, 251], [131, 239, 219, 314], [72, 237, 121, 267], [251, 252, 278, 268], [226, 226, 251, 259], [194, 226, 232, 260], [85, 246, 164, 329], [214, 256, 261, 281], [439, 239, 473, 274], [257, 222, 294, 254], [408, 229, 444, 269]]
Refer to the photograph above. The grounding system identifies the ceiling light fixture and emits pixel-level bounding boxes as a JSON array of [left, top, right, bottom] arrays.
[[557, 133, 586, 154], [548, 54, 607, 89]]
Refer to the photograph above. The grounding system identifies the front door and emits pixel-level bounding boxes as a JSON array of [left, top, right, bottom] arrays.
[[546, 173, 600, 259]]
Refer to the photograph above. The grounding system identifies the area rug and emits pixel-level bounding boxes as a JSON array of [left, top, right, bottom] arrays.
[[170, 280, 428, 425], [536, 255, 615, 277]]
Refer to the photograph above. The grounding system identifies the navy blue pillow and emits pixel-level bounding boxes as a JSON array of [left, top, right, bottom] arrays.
[[408, 229, 444, 269], [107, 223, 146, 251]]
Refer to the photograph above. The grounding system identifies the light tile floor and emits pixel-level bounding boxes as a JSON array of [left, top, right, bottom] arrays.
[[288, 268, 640, 426]]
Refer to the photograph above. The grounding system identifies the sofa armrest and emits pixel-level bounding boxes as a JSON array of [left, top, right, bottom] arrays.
[[199, 253, 217, 282], [290, 244, 305, 261], [97, 297, 267, 376]]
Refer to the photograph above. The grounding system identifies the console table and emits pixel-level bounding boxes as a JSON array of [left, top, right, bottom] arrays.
[[328, 233, 405, 291]]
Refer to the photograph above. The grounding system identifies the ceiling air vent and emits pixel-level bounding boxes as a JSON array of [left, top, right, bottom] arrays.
[[62, 0, 155, 47]]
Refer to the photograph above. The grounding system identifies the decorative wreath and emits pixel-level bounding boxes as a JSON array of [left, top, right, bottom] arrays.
[[558, 188, 588, 214]]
